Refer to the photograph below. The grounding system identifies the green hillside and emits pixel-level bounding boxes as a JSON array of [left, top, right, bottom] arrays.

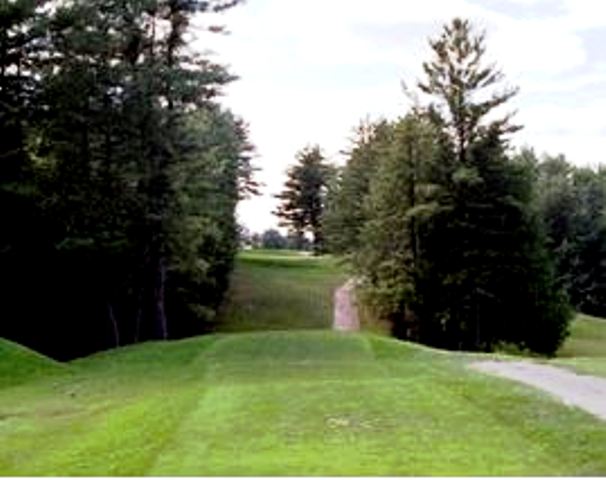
[[555, 314, 606, 378], [0, 339, 67, 388]]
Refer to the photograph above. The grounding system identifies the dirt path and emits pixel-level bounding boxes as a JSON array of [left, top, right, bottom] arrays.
[[471, 360, 606, 421], [333, 279, 360, 332]]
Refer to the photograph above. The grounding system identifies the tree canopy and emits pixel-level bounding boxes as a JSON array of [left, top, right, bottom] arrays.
[[0, 0, 255, 359], [274, 145, 334, 252], [324, 18, 571, 355]]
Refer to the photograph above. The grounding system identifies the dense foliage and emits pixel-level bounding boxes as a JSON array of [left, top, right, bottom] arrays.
[[527, 152, 606, 318], [323, 120, 388, 257], [324, 19, 572, 355], [0, 0, 255, 359]]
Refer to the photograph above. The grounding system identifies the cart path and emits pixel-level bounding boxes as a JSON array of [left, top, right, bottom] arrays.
[[471, 360, 606, 421], [333, 279, 360, 332]]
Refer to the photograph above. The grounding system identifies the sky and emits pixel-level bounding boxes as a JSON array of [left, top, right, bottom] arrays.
[[199, 0, 606, 233]]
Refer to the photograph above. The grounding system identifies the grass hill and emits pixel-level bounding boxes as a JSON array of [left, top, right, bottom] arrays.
[[0, 338, 67, 388], [0, 250, 605, 475], [554, 313, 606, 378]]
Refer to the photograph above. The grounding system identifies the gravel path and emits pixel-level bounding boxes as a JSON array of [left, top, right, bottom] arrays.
[[471, 360, 606, 421], [333, 279, 360, 332]]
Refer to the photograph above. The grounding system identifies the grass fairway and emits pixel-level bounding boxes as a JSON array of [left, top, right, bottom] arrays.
[[1, 250, 606, 475]]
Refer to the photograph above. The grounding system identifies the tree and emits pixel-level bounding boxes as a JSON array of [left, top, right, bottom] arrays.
[[0, 0, 41, 254], [261, 229, 287, 249], [418, 18, 519, 164], [355, 114, 438, 340], [274, 145, 334, 252], [568, 168, 606, 316], [0, 0, 255, 359], [323, 119, 390, 255], [533, 153, 606, 318], [533, 154, 577, 293], [408, 18, 570, 354], [328, 18, 570, 355]]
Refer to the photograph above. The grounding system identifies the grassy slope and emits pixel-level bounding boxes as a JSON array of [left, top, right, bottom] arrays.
[[0, 250, 605, 475], [0, 339, 67, 388], [555, 313, 606, 377]]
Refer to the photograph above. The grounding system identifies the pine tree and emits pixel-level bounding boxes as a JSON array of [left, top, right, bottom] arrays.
[[356, 114, 438, 339], [0, 0, 255, 358], [418, 18, 519, 164], [323, 119, 390, 255], [412, 18, 570, 353], [534, 154, 606, 318], [333, 18, 570, 354], [0, 0, 61, 354], [274, 145, 334, 251]]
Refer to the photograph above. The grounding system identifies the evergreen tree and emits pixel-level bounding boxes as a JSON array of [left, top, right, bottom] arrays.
[[533, 154, 606, 318], [0, 0, 255, 359], [534, 154, 577, 294], [418, 18, 519, 164], [0, 0, 66, 354], [274, 145, 334, 251], [0, 0, 37, 252], [412, 18, 570, 353], [328, 18, 570, 355], [323, 119, 390, 255], [355, 114, 438, 340], [260, 229, 287, 249], [568, 168, 606, 316]]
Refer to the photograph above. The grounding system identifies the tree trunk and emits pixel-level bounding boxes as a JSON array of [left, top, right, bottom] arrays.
[[107, 302, 120, 347], [134, 286, 143, 343], [152, 254, 168, 340], [407, 136, 418, 266]]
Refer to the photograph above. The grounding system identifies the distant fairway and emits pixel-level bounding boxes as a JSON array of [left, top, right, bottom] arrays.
[[1, 250, 605, 476], [214, 249, 347, 332]]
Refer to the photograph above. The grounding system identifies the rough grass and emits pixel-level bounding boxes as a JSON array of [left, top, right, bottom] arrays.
[[558, 313, 606, 358], [1, 250, 606, 475], [214, 249, 346, 332], [554, 313, 606, 377]]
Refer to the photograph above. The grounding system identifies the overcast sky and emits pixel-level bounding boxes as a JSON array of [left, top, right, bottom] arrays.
[[201, 0, 606, 233]]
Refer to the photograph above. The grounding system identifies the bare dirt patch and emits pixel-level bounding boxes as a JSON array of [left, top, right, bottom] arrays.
[[333, 280, 360, 332]]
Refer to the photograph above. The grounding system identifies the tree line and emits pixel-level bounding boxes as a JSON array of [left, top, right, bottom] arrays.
[[0, 0, 255, 359], [240, 228, 313, 251], [276, 19, 606, 355]]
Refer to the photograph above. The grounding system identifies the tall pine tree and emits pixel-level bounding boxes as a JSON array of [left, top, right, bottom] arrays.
[[274, 145, 334, 251], [0, 0, 256, 359], [410, 18, 570, 353]]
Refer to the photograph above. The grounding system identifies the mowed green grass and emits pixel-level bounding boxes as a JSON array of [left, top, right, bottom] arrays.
[[1, 250, 606, 475]]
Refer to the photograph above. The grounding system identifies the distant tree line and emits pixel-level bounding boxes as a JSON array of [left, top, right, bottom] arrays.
[[238, 228, 312, 251], [322, 19, 574, 355], [530, 153, 606, 318], [0, 0, 256, 359]]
